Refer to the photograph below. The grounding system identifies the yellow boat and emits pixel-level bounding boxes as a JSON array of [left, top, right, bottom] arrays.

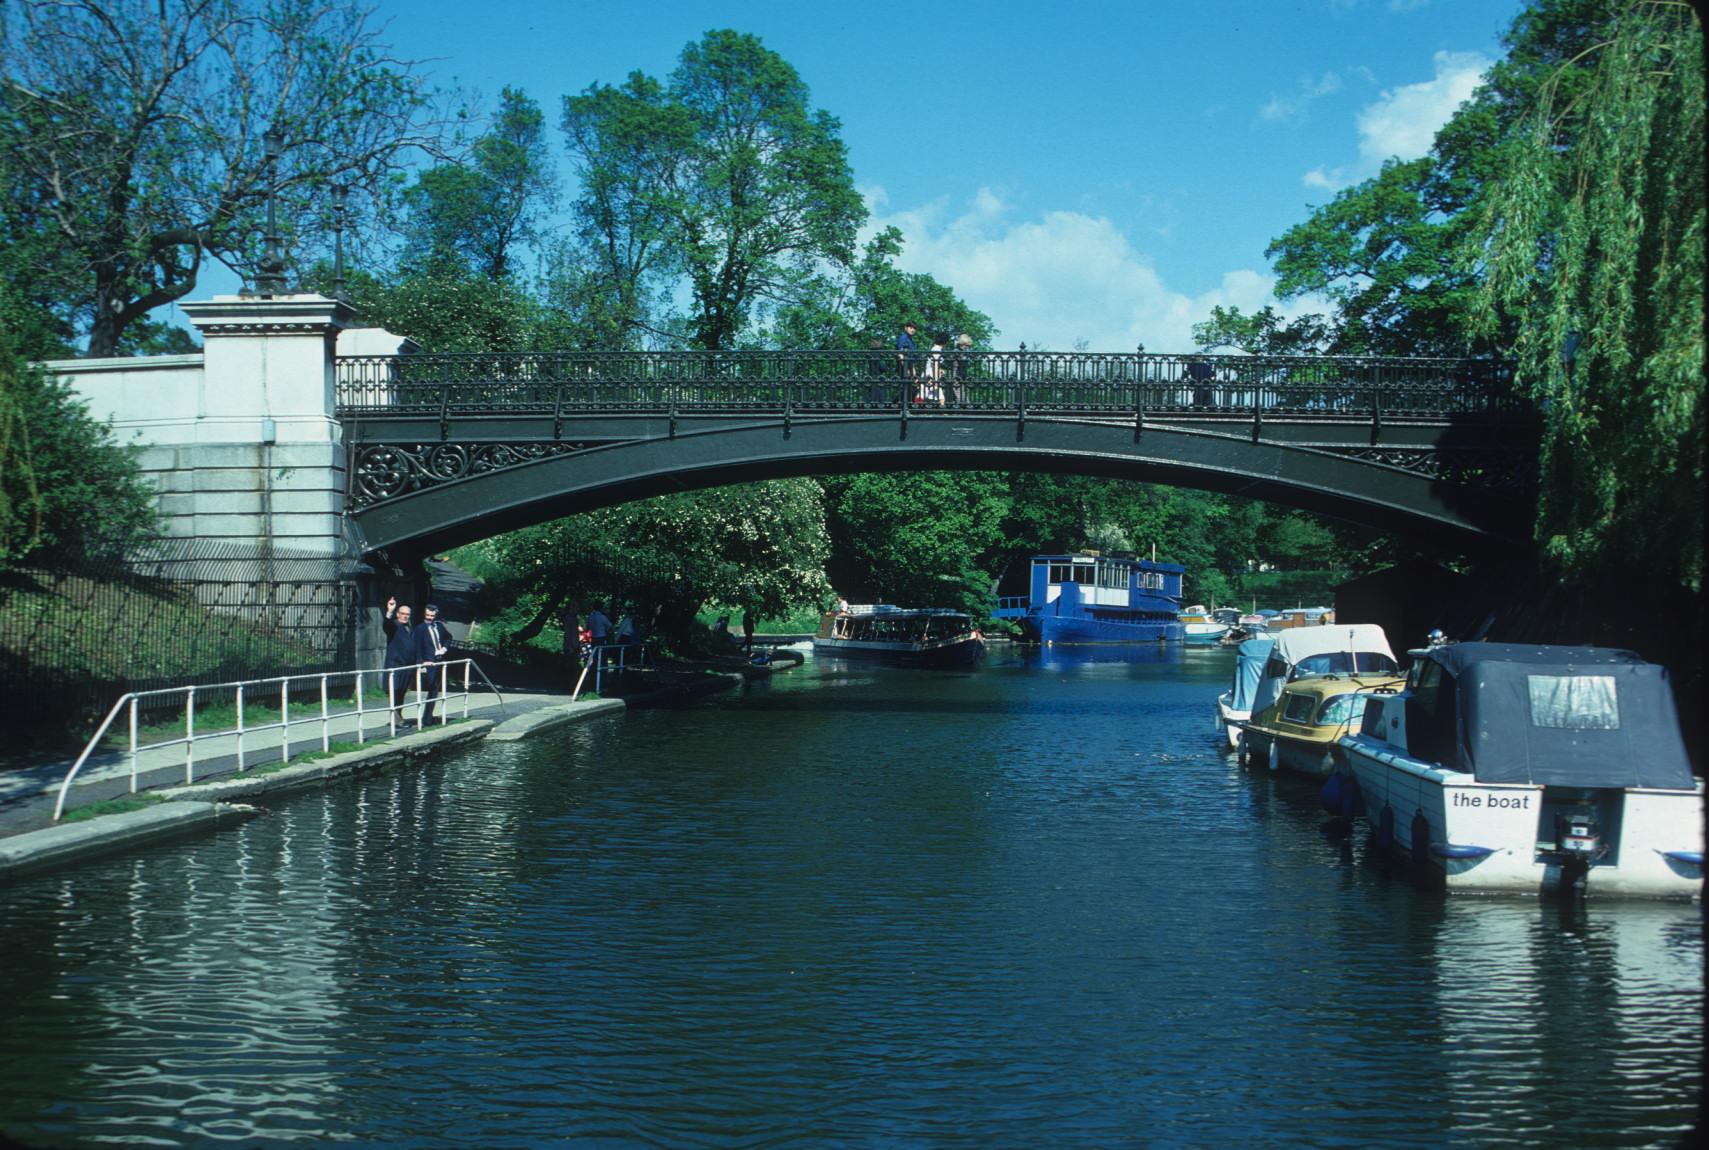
[[1240, 672, 1405, 776]]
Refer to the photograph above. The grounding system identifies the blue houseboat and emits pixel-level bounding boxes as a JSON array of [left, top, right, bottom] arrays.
[[993, 553, 1186, 644]]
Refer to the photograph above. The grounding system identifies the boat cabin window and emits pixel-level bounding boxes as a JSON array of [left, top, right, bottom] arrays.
[[1047, 563, 1093, 585], [1096, 563, 1127, 590], [1290, 651, 1400, 679], [1359, 697, 1387, 738], [1137, 571, 1165, 590], [1283, 693, 1317, 723], [1527, 675, 1620, 730], [1316, 694, 1366, 726], [1404, 660, 1456, 765]]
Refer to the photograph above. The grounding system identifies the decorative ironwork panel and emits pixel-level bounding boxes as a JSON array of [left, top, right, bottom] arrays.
[[351, 441, 591, 508]]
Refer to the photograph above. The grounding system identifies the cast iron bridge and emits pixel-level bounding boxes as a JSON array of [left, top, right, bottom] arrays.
[[334, 349, 1535, 557]]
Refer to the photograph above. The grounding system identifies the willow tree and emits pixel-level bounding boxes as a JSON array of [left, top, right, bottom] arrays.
[[1469, 0, 1704, 590]]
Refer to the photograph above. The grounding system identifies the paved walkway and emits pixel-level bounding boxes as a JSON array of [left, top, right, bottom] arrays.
[[0, 688, 577, 840]]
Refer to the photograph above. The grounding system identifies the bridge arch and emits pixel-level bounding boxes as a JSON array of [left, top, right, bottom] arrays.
[[345, 408, 1535, 559]]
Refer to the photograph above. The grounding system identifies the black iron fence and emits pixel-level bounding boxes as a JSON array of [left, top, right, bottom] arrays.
[[0, 539, 359, 747], [335, 349, 1519, 421]]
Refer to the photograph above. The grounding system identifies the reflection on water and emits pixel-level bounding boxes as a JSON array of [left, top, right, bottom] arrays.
[[0, 648, 1699, 1148]]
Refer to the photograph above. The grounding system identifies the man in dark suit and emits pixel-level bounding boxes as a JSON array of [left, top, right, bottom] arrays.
[[415, 602, 451, 726], [383, 597, 417, 727]]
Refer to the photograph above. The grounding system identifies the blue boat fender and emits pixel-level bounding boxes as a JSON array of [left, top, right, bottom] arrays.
[[1320, 773, 1344, 816], [1339, 775, 1360, 823]]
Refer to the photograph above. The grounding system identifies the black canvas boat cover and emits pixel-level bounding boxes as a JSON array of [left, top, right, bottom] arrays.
[[1426, 644, 1695, 789]]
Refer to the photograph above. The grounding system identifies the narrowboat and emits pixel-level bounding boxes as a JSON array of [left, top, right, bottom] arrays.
[[992, 553, 1185, 644], [812, 605, 985, 668], [1336, 642, 1704, 898], [1237, 624, 1403, 775]]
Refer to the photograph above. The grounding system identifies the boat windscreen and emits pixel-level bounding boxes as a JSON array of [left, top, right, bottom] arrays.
[[1291, 651, 1399, 678]]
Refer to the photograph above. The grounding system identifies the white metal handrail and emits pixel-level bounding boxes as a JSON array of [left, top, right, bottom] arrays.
[[53, 658, 499, 821], [576, 643, 650, 701]]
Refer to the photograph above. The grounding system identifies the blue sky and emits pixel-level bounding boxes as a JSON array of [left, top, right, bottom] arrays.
[[189, 0, 1522, 350]]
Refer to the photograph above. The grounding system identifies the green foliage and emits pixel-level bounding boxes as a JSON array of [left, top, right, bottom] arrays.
[[767, 227, 998, 350], [1191, 305, 1330, 355], [401, 88, 555, 281], [463, 479, 834, 649], [825, 472, 1010, 614], [61, 795, 164, 823], [0, 338, 158, 566], [1470, 0, 1704, 590], [563, 30, 865, 350]]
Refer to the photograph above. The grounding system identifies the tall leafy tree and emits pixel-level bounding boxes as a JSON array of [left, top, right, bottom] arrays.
[[767, 227, 996, 351], [1470, 0, 1704, 590], [563, 30, 865, 350], [401, 87, 555, 281], [0, 0, 446, 356], [1266, 0, 1612, 355]]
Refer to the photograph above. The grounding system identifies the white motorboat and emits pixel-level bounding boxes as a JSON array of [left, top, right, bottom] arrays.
[[1215, 634, 1274, 749], [1335, 642, 1703, 898]]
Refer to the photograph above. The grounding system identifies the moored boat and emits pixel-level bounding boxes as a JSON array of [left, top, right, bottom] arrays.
[[812, 605, 985, 668], [992, 553, 1185, 644], [1336, 642, 1704, 898], [1177, 605, 1233, 644], [1216, 634, 1275, 749], [1237, 624, 1403, 775]]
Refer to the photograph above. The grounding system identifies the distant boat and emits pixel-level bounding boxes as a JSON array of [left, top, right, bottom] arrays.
[[1177, 605, 1231, 644], [812, 605, 984, 668], [992, 553, 1184, 644]]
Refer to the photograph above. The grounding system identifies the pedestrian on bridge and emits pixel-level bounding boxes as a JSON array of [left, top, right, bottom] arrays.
[[896, 321, 918, 390]]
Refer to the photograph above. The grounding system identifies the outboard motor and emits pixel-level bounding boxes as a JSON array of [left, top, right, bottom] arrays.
[[1557, 805, 1603, 859]]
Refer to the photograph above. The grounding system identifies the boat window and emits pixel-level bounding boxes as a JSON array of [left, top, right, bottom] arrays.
[[1354, 652, 1399, 675], [1359, 697, 1386, 738], [1528, 675, 1620, 730], [1096, 563, 1127, 589], [1048, 563, 1093, 585], [1316, 694, 1365, 726], [1283, 693, 1318, 723]]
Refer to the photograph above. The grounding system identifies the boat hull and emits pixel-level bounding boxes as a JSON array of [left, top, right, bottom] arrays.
[[1023, 613, 1184, 645], [1341, 736, 1705, 898], [811, 635, 985, 668], [1239, 726, 1340, 776], [1215, 694, 1247, 750]]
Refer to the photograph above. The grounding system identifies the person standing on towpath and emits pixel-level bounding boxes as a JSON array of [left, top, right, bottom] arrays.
[[383, 597, 418, 727], [415, 602, 450, 726]]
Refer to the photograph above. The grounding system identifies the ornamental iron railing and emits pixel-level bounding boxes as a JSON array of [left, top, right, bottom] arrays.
[[335, 350, 1520, 421]]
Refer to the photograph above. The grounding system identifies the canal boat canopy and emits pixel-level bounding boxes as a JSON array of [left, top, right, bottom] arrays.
[[1230, 636, 1276, 713], [1397, 643, 1694, 790], [1250, 624, 1399, 716]]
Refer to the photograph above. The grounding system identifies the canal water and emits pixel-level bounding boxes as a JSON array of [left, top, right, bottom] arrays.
[[0, 646, 1700, 1148]]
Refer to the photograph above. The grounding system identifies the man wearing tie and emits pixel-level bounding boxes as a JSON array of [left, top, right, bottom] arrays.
[[415, 602, 451, 726]]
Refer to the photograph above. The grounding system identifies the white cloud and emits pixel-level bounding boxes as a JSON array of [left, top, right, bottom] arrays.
[[1259, 71, 1344, 124], [1302, 49, 1491, 189], [1357, 50, 1489, 165], [862, 187, 1325, 353]]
